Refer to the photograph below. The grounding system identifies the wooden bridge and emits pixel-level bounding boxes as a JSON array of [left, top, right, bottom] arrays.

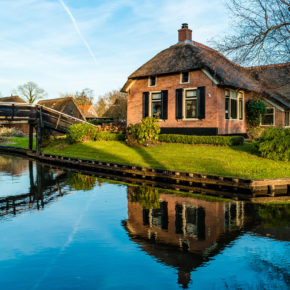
[[0, 161, 69, 220], [0, 102, 95, 153]]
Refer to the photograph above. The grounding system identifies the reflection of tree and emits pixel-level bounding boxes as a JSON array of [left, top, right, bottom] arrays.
[[68, 173, 97, 191], [128, 186, 160, 209], [257, 204, 290, 229]]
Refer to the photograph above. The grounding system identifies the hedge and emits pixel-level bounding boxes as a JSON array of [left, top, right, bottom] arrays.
[[94, 131, 125, 141], [158, 134, 244, 146], [256, 128, 290, 161]]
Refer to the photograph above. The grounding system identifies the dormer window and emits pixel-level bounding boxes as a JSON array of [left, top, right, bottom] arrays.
[[149, 76, 156, 87], [181, 72, 189, 84]]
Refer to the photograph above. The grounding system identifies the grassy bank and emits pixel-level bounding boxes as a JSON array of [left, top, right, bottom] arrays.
[[2, 137, 289, 179]]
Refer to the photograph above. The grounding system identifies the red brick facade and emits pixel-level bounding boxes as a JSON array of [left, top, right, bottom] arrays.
[[127, 70, 285, 135]]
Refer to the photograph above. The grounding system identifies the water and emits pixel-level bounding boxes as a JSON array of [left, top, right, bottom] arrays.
[[0, 154, 289, 289]]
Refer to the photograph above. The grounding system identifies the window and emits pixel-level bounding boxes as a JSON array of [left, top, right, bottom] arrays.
[[285, 111, 290, 127], [225, 89, 243, 120], [149, 76, 156, 87], [184, 89, 197, 119], [261, 108, 274, 126], [151, 92, 162, 118], [181, 72, 189, 83]]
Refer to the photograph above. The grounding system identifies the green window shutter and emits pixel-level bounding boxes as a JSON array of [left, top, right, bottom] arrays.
[[161, 90, 168, 120], [142, 92, 149, 118], [176, 89, 183, 119], [197, 86, 205, 119]]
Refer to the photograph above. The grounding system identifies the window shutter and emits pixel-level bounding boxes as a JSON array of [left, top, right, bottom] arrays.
[[197, 86, 205, 119], [161, 90, 168, 120], [142, 92, 149, 118], [176, 89, 183, 119]]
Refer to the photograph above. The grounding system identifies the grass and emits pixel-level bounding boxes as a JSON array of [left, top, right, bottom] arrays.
[[1, 137, 290, 179]]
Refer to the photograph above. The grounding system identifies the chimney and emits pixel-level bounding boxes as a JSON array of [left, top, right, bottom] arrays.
[[178, 23, 192, 43]]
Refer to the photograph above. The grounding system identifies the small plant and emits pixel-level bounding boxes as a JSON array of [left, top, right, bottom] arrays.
[[246, 99, 267, 127], [0, 127, 25, 137], [94, 131, 125, 141], [256, 128, 290, 161], [66, 123, 97, 144], [127, 117, 160, 146]]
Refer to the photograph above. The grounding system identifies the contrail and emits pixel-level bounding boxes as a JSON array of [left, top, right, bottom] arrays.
[[58, 0, 98, 65]]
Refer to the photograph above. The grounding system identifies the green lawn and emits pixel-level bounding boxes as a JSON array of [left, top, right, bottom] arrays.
[[1, 137, 290, 179]]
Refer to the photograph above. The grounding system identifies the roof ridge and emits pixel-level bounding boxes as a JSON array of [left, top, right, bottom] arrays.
[[245, 62, 290, 70]]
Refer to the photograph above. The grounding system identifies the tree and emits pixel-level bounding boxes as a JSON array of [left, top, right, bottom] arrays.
[[74, 88, 94, 106], [95, 90, 127, 121], [61, 88, 94, 106], [213, 0, 290, 65], [17, 81, 47, 104]]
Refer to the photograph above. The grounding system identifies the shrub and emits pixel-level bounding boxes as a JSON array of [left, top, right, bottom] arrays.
[[158, 134, 244, 146], [246, 126, 265, 141], [94, 131, 125, 141], [0, 127, 25, 137], [256, 128, 290, 161], [127, 117, 160, 146], [246, 99, 267, 127], [66, 123, 97, 144]]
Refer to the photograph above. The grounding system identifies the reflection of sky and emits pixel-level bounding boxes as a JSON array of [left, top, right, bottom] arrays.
[[0, 167, 31, 197], [189, 233, 290, 289], [0, 158, 289, 289]]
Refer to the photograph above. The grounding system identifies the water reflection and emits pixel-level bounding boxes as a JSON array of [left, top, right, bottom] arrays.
[[0, 154, 289, 289], [123, 186, 290, 288]]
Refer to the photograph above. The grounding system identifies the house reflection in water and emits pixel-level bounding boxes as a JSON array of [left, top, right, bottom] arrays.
[[123, 186, 246, 288]]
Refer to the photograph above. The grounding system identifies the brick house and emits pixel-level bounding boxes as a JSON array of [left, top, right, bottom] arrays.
[[121, 24, 290, 135]]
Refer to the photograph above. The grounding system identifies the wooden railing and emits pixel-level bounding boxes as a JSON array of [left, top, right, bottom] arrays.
[[0, 102, 97, 133]]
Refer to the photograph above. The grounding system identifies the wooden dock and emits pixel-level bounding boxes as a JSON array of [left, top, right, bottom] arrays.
[[0, 145, 289, 200]]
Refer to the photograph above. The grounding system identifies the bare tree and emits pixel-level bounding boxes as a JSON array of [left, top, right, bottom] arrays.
[[212, 0, 290, 65], [17, 81, 47, 104], [95, 90, 127, 121], [61, 88, 94, 106]]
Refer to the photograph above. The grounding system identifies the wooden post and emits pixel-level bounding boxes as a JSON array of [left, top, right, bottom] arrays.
[[29, 124, 34, 150], [36, 118, 42, 155]]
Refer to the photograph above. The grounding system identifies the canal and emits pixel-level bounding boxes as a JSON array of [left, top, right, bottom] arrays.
[[0, 154, 289, 289]]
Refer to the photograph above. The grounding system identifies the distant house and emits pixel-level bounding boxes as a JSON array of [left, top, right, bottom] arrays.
[[38, 97, 86, 121], [0, 96, 27, 103], [0, 96, 29, 134], [122, 24, 290, 135], [79, 104, 98, 120]]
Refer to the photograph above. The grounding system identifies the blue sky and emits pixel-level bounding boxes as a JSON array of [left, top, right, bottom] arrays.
[[0, 0, 229, 102]]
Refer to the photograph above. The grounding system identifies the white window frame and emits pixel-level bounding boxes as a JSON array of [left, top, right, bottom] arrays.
[[149, 91, 162, 118], [148, 76, 157, 87], [183, 87, 198, 120], [261, 107, 275, 126], [285, 111, 290, 127], [225, 89, 244, 121], [180, 72, 190, 84]]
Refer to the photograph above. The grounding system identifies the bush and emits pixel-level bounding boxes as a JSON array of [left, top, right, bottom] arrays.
[[158, 134, 244, 146], [127, 117, 160, 146], [0, 127, 25, 137], [94, 131, 125, 141], [247, 126, 265, 141], [256, 128, 290, 161], [66, 123, 97, 144]]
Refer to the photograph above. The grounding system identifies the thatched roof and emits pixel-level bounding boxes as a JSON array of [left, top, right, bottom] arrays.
[[122, 41, 290, 109], [38, 97, 86, 120], [0, 96, 26, 103]]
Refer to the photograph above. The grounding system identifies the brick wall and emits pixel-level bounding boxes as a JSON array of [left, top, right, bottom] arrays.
[[127, 69, 286, 134]]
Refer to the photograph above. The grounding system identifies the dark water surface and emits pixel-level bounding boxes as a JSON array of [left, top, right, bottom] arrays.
[[0, 154, 289, 289]]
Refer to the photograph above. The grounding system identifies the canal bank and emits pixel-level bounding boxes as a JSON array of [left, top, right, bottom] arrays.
[[0, 145, 289, 201]]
